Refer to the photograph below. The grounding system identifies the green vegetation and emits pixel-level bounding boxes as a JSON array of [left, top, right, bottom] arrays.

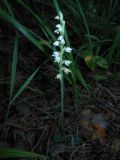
[[0, 0, 119, 159]]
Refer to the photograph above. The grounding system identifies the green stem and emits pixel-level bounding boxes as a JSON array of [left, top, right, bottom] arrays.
[[59, 46, 65, 135], [60, 72, 64, 134]]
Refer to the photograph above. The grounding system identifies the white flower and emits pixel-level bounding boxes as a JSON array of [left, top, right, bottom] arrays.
[[58, 35, 63, 41], [52, 52, 60, 63], [58, 36, 65, 45], [52, 51, 59, 57], [54, 30, 59, 34], [55, 74, 61, 80], [55, 16, 59, 20], [56, 24, 63, 33], [60, 38, 65, 45], [56, 24, 61, 29], [64, 60, 72, 66], [65, 47, 72, 53], [53, 41, 59, 47], [63, 67, 71, 74], [58, 27, 63, 33], [54, 56, 61, 63]]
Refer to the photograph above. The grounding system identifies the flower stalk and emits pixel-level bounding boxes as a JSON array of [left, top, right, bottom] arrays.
[[52, 11, 72, 133]]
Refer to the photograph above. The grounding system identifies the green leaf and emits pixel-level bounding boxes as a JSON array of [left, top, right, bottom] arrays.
[[86, 56, 108, 71], [76, 68, 89, 91], [95, 56, 108, 68], [112, 72, 120, 80], [0, 148, 47, 159], [94, 75, 107, 81], [80, 49, 92, 58]]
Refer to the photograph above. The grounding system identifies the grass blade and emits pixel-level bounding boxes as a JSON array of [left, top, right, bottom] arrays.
[[105, 28, 120, 64], [0, 148, 47, 159], [10, 33, 18, 98], [17, 0, 55, 41], [10, 67, 40, 104], [53, 0, 61, 15], [3, 0, 14, 17], [0, 8, 44, 51], [75, 0, 93, 52]]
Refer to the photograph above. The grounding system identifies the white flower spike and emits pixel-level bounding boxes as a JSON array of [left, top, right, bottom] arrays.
[[53, 11, 72, 80]]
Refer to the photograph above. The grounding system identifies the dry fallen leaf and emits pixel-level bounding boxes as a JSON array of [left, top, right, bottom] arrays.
[[91, 121, 106, 144], [85, 56, 93, 62], [112, 139, 120, 152], [79, 110, 109, 144]]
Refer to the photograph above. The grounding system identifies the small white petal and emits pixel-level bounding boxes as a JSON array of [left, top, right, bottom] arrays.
[[58, 35, 63, 41], [64, 60, 72, 66], [54, 30, 59, 34], [65, 47, 72, 53], [63, 67, 71, 74], [53, 41, 59, 47], [55, 74, 61, 80], [55, 16, 59, 20], [58, 36, 65, 45], [56, 24, 61, 28], [60, 39, 65, 45], [54, 56, 61, 63], [58, 27, 63, 33], [56, 24, 63, 33], [52, 51, 59, 57]]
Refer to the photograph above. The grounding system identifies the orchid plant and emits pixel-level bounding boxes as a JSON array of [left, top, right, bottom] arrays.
[[52, 11, 72, 133]]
